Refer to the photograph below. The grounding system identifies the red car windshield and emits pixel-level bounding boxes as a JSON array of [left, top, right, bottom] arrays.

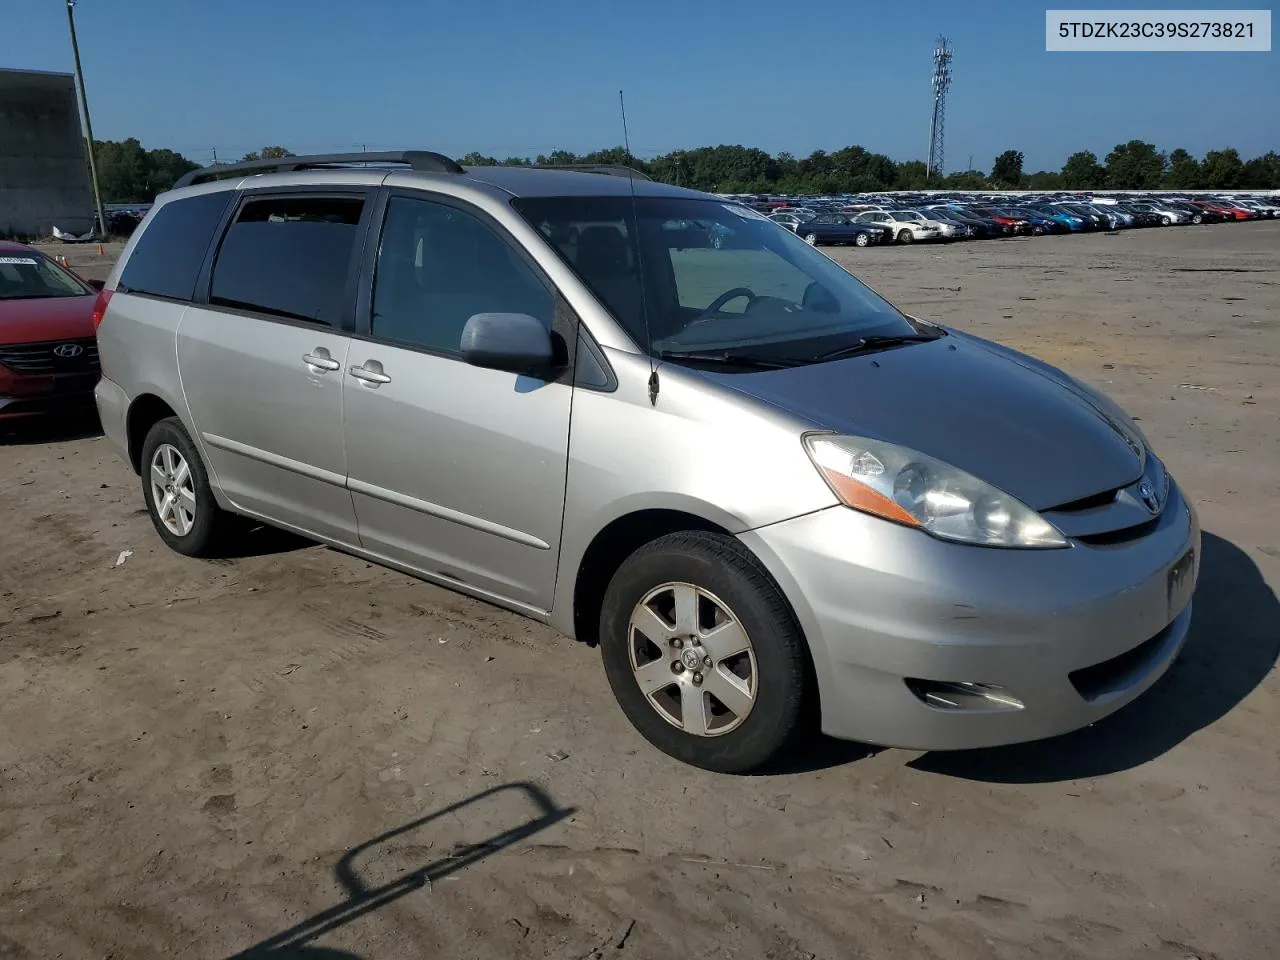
[[0, 253, 92, 301]]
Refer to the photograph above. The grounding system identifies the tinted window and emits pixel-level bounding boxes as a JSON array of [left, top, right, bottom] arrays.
[[210, 196, 364, 326], [371, 197, 553, 355], [119, 192, 232, 301]]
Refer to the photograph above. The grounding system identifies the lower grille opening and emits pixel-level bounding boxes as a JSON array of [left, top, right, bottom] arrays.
[[1068, 619, 1176, 701], [905, 679, 1024, 712]]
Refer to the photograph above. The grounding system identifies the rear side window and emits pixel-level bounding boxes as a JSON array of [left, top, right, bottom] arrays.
[[210, 196, 364, 326], [118, 192, 232, 301]]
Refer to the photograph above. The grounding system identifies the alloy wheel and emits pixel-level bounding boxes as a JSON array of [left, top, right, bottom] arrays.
[[626, 582, 757, 737], [149, 443, 197, 536]]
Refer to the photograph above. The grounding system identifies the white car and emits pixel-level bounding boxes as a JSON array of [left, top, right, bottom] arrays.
[[853, 210, 944, 243], [894, 209, 962, 238]]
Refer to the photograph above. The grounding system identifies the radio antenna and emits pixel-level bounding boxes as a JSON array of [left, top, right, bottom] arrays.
[[619, 89, 658, 405]]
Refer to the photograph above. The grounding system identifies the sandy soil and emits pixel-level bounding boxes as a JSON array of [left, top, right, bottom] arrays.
[[3, 223, 1278, 960]]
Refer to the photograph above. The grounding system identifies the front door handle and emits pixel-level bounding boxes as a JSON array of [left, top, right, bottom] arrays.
[[349, 361, 391, 386], [303, 348, 341, 372]]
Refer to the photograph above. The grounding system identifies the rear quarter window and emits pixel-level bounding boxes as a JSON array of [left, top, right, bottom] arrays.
[[209, 196, 364, 327], [118, 192, 233, 301]]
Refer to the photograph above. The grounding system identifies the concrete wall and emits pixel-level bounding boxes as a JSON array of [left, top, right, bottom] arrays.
[[0, 68, 94, 238]]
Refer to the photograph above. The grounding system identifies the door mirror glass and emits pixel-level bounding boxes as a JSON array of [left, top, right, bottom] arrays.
[[85, 277, 105, 291], [460, 312, 558, 375]]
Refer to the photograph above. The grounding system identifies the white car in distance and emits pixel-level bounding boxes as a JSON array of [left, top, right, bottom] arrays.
[[853, 210, 944, 243]]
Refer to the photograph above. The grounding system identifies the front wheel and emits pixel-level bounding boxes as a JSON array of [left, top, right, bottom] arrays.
[[854, 232, 870, 247], [599, 532, 811, 773], [1192, 214, 1203, 224], [897, 229, 913, 244], [1161, 216, 1172, 226], [140, 416, 233, 557], [802, 232, 818, 246]]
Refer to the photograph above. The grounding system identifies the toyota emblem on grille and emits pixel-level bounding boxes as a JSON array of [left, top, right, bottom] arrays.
[[1137, 479, 1160, 514], [53, 343, 84, 359]]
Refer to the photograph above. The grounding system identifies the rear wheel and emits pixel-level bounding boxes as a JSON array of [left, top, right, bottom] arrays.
[[897, 229, 913, 244], [599, 531, 811, 773], [1192, 214, 1203, 224], [854, 232, 870, 247], [140, 417, 232, 558], [803, 232, 818, 246]]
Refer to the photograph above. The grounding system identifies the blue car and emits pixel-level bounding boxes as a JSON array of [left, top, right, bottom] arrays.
[[1023, 206, 1089, 231]]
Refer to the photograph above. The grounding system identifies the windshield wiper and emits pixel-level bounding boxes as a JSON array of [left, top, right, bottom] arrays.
[[816, 333, 942, 362], [658, 349, 802, 370]]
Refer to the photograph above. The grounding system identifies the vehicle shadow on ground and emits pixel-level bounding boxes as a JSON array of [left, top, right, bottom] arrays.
[[225, 782, 575, 959], [219, 522, 317, 560], [910, 531, 1279, 783], [0, 412, 103, 445]]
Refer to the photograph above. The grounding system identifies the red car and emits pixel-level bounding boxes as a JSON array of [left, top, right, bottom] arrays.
[[1187, 199, 1252, 221], [0, 241, 105, 421]]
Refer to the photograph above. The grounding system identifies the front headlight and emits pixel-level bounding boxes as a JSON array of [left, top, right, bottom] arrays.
[[803, 434, 1068, 549]]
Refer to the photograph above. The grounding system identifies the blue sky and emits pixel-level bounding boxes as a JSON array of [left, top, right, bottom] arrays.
[[5, 0, 1275, 171]]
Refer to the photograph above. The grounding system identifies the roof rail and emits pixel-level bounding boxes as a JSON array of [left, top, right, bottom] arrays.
[[173, 150, 464, 189], [526, 163, 654, 182]]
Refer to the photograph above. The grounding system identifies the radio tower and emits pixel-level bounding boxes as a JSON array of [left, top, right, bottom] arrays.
[[926, 36, 953, 181]]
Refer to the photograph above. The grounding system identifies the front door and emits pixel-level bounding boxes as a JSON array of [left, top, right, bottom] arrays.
[[177, 191, 370, 543], [342, 193, 573, 612]]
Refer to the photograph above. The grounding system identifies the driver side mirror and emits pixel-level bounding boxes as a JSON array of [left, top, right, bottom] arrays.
[[85, 277, 105, 291], [460, 312, 562, 376]]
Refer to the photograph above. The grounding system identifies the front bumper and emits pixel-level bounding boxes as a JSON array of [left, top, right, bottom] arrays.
[[740, 483, 1200, 751], [0, 370, 100, 420]]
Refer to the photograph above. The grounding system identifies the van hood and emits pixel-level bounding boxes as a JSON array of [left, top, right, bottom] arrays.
[[711, 330, 1143, 511]]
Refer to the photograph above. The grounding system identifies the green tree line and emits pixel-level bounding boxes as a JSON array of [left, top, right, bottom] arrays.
[[92, 138, 1279, 203]]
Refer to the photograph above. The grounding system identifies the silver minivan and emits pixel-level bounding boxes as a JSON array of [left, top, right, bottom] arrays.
[[93, 152, 1199, 772]]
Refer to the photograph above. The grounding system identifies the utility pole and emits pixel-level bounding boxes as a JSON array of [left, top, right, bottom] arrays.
[[66, 0, 108, 239]]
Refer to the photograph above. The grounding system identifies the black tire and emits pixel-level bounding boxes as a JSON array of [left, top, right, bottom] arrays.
[[802, 232, 819, 246], [1192, 214, 1203, 224], [896, 229, 913, 244], [139, 416, 232, 558], [854, 233, 870, 247], [599, 531, 812, 773], [1161, 216, 1172, 226]]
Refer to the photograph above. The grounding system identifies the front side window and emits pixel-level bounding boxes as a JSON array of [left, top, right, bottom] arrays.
[[0, 252, 91, 300], [370, 197, 553, 354], [210, 196, 364, 326], [515, 196, 919, 366]]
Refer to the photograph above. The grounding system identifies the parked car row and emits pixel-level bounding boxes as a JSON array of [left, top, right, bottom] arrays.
[[738, 191, 1279, 247]]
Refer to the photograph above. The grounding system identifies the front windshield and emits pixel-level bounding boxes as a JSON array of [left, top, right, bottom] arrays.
[[514, 196, 919, 362], [0, 252, 91, 301]]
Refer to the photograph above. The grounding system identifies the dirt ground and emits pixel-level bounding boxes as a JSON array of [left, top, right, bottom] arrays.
[[3, 223, 1278, 960]]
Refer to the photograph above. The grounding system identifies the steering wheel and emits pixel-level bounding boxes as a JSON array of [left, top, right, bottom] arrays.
[[701, 287, 757, 316]]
